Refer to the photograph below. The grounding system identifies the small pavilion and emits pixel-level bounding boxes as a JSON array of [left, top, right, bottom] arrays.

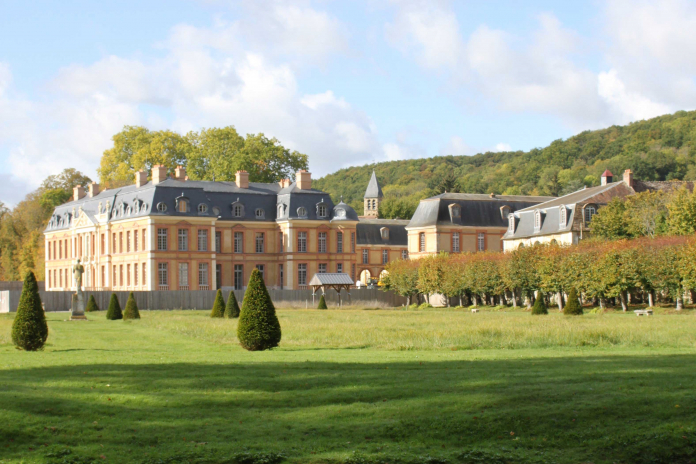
[[307, 273, 354, 307]]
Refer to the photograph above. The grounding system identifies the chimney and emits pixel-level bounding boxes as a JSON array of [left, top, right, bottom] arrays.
[[152, 165, 167, 185], [135, 170, 148, 188], [623, 169, 633, 188], [73, 185, 86, 201], [278, 178, 292, 188], [88, 182, 100, 197], [235, 170, 249, 189], [296, 170, 312, 190], [489, 193, 496, 198], [175, 165, 186, 181], [600, 169, 614, 186]]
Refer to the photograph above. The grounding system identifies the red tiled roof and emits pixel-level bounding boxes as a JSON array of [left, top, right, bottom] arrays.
[[601, 169, 614, 177]]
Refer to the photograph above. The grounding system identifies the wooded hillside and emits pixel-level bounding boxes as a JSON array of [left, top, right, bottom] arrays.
[[314, 110, 696, 218]]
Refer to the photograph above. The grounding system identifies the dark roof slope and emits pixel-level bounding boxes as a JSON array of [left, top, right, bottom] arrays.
[[517, 183, 622, 211], [356, 219, 408, 246]]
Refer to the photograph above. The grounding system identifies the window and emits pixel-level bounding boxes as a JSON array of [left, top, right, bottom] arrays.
[[337, 263, 343, 273], [178, 199, 188, 213], [212, 206, 220, 216], [198, 203, 208, 214], [142, 263, 147, 287], [198, 229, 208, 251], [234, 232, 243, 253], [419, 233, 425, 252], [179, 263, 189, 288], [477, 233, 485, 251], [48, 270, 52, 288], [215, 231, 221, 253], [256, 264, 265, 281], [334, 208, 346, 219], [560, 207, 567, 226], [534, 211, 542, 230], [199, 263, 208, 288], [234, 264, 244, 289], [157, 202, 167, 212], [337, 232, 343, 253], [382, 249, 389, 264], [255, 208, 265, 219], [381, 228, 389, 240], [452, 232, 460, 253], [362, 249, 368, 264], [584, 205, 596, 223], [233, 203, 244, 218], [279, 264, 284, 289], [297, 231, 307, 252], [112, 266, 117, 288], [255, 232, 265, 253], [278, 204, 283, 217], [318, 263, 327, 273], [298, 263, 307, 286], [297, 207, 307, 217], [317, 204, 327, 217], [351, 263, 356, 282], [127, 264, 131, 287], [134, 264, 138, 286], [59, 240, 62, 259], [279, 232, 284, 253], [402, 249, 408, 260], [127, 231, 131, 252], [157, 228, 168, 250], [178, 229, 188, 251], [142, 229, 146, 250], [508, 215, 515, 232], [134, 230, 139, 251], [318, 232, 327, 253], [450, 204, 461, 218], [119, 264, 124, 287], [119, 232, 123, 253], [101, 266, 105, 288], [351, 232, 355, 253], [158, 263, 168, 288]]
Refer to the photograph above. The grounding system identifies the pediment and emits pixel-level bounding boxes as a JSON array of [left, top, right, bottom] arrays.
[[72, 214, 95, 228]]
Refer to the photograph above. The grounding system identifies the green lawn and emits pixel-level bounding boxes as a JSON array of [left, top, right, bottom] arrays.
[[1, 308, 696, 464]]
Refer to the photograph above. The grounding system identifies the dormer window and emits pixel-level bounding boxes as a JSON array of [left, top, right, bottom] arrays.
[[177, 198, 189, 213], [584, 205, 596, 223], [157, 202, 167, 212], [317, 203, 328, 218], [500, 205, 511, 220], [255, 208, 265, 219], [559, 206, 567, 226], [198, 203, 208, 214], [297, 207, 307, 218], [334, 208, 346, 219], [277, 204, 284, 217], [448, 203, 461, 220], [380, 227, 389, 240], [508, 214, 515, 232], [534, 210, 543, 231], [232, 202, 244, 218], [212, 206, 220, 216]]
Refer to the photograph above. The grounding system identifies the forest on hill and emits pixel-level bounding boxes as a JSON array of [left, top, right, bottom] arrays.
[[313, 110, 696, 218]]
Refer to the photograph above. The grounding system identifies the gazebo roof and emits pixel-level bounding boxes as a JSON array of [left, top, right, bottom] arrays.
[[308, 273, 355, 286]]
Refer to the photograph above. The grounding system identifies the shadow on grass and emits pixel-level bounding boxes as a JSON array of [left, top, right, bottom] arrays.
[[1, 354, 696, 463]]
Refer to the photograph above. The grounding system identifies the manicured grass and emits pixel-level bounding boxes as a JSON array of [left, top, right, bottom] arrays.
[[1, 308, 696, 464]]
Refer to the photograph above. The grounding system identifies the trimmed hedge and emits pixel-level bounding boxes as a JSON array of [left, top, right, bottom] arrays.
[[123, 292, 140, 320], [317, 294, 328, 310], [106, 294, 123, 320], [225, 291, 240, 319], [11, 271, 48, 351], [563, 288, 583, 316], [211, 289, 225, 318], [237, 269, 281, 351], [86, 295, 99, 312], [531, 295, 548, 315]]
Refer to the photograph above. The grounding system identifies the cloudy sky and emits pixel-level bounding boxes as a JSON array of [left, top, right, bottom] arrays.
[[1, 0, 695, 205]]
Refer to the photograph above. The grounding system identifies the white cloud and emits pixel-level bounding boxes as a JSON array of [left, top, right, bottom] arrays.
[[598, 69, 671, 123], [494, 143, 512, 152], [440, 136, 473, 156]]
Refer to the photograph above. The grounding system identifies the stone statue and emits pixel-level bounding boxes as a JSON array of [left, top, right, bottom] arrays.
[[71, 259, 86, 320]]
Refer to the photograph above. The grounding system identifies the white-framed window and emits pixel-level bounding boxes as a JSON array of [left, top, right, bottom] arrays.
[[534, 211, 542, 230], [198, 229, 208, 251], [178, 199, 188, 213], [179, 263, 188, 288], [584, 205, 596, 223], [178, 229, 188, 251], [297, 207, 307, 217], [337, 232, 343, 253], [234, 232, 243, 253], [419, 233, 425, 252], [318, 204, 327, 217], [157, 228, 168, 251], [401, 249, 408, 260], [134, 230, 139, 252], [477, 233, 485, 251], [351, 232, 355, 253], [298, 263, 307, 286], [255, 208, 265, 219], [318, 263, 327, 273], [560, 206, 567, 226], [452, 232, 460, 253], [142, 263, 146, 287], [198, 263, 208, 287], [255, 232, 265, 253], [318, 232, 327, 253], [234, 264, 244, 289], [233, 203, 244, 218], [380, 228, 389, 240], [158, 263, 168, 287], [198, 203, 208, 214], [215, 231, 221, 253], [297, 231, 307, 252], [337, 263, 343, 273], [508, 215, 515, 232], [362, 249, 369, 264], [157, 202, 167, 212], [450, 204, 461, 218], [382, 249, 389, 264]]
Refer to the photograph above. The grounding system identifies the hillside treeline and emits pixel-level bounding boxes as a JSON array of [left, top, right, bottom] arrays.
[[314, 110, 696, 217]]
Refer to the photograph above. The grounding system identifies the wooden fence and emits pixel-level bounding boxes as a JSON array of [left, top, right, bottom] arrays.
[[0, 287, 406, 313]]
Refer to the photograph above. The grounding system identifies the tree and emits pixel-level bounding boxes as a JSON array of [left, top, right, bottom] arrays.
[[666, 187, 696, 235], [123, 292, 140, 320], [563, 288, 583, 315], [317, 294, 328, 309], [531, 295, 548, 315], [625, 191, 667, 238], [106, 294, 123, 320], [211, 289, 225, 318], [11, 271, 48, 351], [237, 269, 282, 351], [589, 198, 629, 239], [381, 259, 420, 305], [86, 295, 99, 312], [225, 291, 240, 318], [417, 253, 448, 303]]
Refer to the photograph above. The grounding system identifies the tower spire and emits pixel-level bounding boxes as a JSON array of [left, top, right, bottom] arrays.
[[363, 170, 383, 218]]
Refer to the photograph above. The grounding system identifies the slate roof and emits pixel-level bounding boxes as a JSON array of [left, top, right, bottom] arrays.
[[406, 193, 553, 229], [364, 170, 383, 198], [45, 178, 344, 231], [308, 273, 355, 286], [356, 219, 409, 246], [516, 183, 621, 211]]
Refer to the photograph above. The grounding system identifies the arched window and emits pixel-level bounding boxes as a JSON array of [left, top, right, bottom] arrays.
[[297, 207, 307, 217], [584, 205, 596, 223], [508, 214, 515, 232], [317, 204, 327, 218], [534, 211, 542, 230], [560, 206, 567, 226], [232, 203, 244, 218], [157, 202, 167, 212], [278, 204, 284, 217], [255, 208, 265, 219], [380, 227, 389, 240], [198, 203, 208, 214], [177, 199, 188, 213], [419, 233, 425, 252]]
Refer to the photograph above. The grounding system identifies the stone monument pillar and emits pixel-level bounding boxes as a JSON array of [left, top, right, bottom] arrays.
[[71, 259, 87, 320]]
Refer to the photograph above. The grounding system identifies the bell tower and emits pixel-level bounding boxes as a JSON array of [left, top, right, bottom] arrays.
[[363, 170, 383, 218]]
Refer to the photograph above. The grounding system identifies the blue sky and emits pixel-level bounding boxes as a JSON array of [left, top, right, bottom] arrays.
[[1, 0, 695, 205]]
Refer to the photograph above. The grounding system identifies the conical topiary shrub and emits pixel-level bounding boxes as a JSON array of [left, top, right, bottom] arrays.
[[211, 289, 225, 318], [237, 269, 281, 351], [531, 295, 548, 315], [563, 288, 583, 316], [225, 291, 240, 319], [123, 292, 140, 320], [317, 294, 328, 309], [86, 295, 99, 312], [11, 271, 48, 351], [106, 294, 123, 320]]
